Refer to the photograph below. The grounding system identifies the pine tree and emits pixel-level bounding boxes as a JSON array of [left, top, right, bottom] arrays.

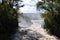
[[37, 0, 60, 38]]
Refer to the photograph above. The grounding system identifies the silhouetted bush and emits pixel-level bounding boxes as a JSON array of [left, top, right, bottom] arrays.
[[0, 1, 18, 40]]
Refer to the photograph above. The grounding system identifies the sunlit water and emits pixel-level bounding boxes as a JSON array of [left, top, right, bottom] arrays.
[[13, 0, 58, 40], [13, 13, 57, 40]]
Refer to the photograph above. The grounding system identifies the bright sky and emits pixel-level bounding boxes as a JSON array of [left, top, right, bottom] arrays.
[[20, 0, 42, 13], [0, 0, 42, 13]]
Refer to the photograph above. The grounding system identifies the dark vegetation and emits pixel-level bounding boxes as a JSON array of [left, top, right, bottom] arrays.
[[0, 0, 21, 40], [37, 0, 60, 38]]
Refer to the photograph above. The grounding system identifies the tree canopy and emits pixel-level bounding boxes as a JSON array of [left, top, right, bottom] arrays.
[[0, 0, 23, 40], [37, 0, 60, 38]]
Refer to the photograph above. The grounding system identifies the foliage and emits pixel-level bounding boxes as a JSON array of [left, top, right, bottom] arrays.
[[0, 0, 22, 40], [37, 0, 60, 38], [36, 1, 44, 10]]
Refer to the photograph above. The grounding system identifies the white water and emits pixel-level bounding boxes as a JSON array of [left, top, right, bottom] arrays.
[[14, 0, 57, 40], [18, 13, 57, 40]]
